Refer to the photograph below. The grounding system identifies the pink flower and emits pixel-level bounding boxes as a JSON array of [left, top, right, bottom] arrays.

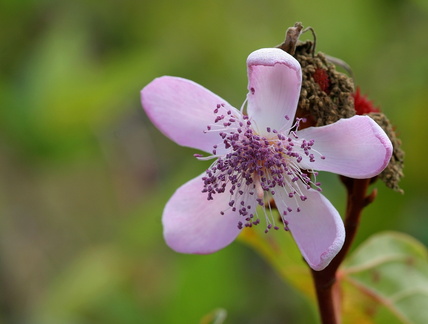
[[141, 48, 392, 271]]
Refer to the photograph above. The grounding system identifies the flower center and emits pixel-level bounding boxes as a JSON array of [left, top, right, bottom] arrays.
[[196, 103, 323, 231]]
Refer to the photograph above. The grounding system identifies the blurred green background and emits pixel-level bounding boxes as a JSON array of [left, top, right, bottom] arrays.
[[1, 0, 427, 323]]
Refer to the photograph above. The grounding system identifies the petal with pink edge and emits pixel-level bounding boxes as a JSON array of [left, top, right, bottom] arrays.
[[163, 174, 255, 254], [246, 48, 302, 136], [273, 185, 345, 271], [296, 115, 393, 178], [141, 76, 239, 153]]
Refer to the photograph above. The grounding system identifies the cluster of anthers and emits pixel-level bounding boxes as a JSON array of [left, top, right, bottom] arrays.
[[195, 103, 324, 233]]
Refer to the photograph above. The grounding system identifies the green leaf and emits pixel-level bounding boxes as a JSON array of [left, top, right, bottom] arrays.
[[341, 231, 428, 324], [240, 227, 428, 324]]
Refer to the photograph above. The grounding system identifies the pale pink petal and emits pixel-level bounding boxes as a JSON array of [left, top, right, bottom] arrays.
[[246, 48, 302, 135], [141, 76, 239, 153], [163, 174, 255, 254], [296, 115, 393, 178], [273, 185, 345, 271]]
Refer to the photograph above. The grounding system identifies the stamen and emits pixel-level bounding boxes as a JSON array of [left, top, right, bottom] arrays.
[[199, 104, 326, 232]]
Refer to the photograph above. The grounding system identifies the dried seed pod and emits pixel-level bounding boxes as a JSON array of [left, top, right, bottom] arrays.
[[293, 41, 356, 126], [277, 23, 404, 191]]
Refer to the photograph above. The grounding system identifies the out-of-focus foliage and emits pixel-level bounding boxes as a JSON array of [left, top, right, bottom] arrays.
[[0, 0, 427, 323], [341, 232, 428, 324], [241, 225, 428, 323]]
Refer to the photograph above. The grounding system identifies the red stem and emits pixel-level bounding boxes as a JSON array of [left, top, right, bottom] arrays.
[[310, 177, 376, 324]]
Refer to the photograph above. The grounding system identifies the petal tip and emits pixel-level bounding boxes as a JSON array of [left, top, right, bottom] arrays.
[[162, 174, 245, 255], [374, 124, 394, 173], [357, 115, 394, 178], [307, 203, 345, 271], [309, 233, 345, 271], [306, 235, 345, 271], [247, 48, 301, 72]]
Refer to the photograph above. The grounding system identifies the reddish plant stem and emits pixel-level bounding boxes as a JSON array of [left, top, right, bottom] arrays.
[[310, 177, 376, 324], [310, 268, 340, 324]]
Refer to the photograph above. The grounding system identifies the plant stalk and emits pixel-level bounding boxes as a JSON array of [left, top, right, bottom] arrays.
[[310, 177, 376, 324]]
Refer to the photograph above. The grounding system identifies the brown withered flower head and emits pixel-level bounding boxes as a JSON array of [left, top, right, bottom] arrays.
[[277, 22, 404, 192]]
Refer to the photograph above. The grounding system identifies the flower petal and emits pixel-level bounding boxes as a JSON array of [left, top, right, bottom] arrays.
[[163, 174, 255, 254], [273, 186, 345, 271], [246, 48, 302, 135], [297, 115, 393, 178], [141, 76, 239, 153]]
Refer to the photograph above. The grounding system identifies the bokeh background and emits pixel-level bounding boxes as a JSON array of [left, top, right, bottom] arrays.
[[1, 0, 427, 323]]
